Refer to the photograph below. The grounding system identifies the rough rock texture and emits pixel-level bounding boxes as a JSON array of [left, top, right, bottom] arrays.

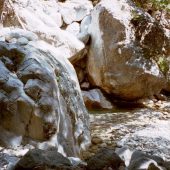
[[86, 148, 124, 170], [14, 148, 72, 170], [0, 0, 85, 61], [0, 30, 90, 157], [82, 89, 114, 110], [128, 151, 164, 170], [87, 0, 169, 100]]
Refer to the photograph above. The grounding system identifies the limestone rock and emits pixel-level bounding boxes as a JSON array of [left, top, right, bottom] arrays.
[[59, 0, 93, 24], [1, 0, 85, 61], [0, 31, 90, 157], [66, 22, 80, 36], [87, 0, 169, 100], [82, 89, 114, 110], [77, 15, 92, 44]]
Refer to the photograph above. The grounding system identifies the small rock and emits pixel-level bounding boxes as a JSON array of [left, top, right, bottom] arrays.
[[91, 136, 103, 145], [17, 37, 29, 45], [81, 82, 90, 89], [87, 148, 124, 170]]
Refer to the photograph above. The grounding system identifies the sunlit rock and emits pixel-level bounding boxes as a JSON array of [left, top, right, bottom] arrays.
[[87, 0, 169, 100], [0, 0, 85, 61], [77, 15, 91, 44], [0, 30, 90, 157], [66, 22, 80, 36], [59, 0, 93, 24]]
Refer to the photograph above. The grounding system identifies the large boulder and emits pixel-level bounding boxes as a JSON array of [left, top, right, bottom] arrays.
[[87, 0, 169, 100], [0, 30, 90, 157]]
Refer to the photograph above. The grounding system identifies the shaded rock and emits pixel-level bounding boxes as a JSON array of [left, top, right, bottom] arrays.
[[0, 30, 90, 157], [82, 89, 114, 110], [128, 157, 161, 170], [86, 148, 124, 170], [75, 66, 85, 83], [128, 151, 164, 170], [91, 136, 103, 145], [0, 152, 19, 170], [148, 163, 162, 170], [87, 0, 169, 101], [163, 161, 170, 170], [130, 151, 164, 166], [14, 148, 72, 170]]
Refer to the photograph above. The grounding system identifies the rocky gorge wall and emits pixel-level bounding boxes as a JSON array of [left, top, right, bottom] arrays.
[[0, 0, 170, 169]]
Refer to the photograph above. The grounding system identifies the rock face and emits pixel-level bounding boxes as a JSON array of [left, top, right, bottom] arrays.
[[0, 30, 90, 157], [0, 0, 85, 61], [82, 89, 114, 110], [87, 0, 169, 100]]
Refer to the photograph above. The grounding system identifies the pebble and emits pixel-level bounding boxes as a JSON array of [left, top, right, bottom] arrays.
[[91, 136, 103, 145]]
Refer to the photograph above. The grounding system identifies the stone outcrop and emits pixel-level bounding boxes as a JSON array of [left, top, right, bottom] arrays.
[[87, 0, 169, 100], [0, 30, 90, 157]]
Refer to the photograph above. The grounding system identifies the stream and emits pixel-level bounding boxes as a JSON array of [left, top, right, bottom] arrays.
[[84, 99, 170, 161]]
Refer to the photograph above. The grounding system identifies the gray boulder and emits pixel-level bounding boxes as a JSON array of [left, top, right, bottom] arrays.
[[82, 89, 114, 110], [0, 32, 90, 157], [14, 148, 72, 170], [87, 0, 169, 100]]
